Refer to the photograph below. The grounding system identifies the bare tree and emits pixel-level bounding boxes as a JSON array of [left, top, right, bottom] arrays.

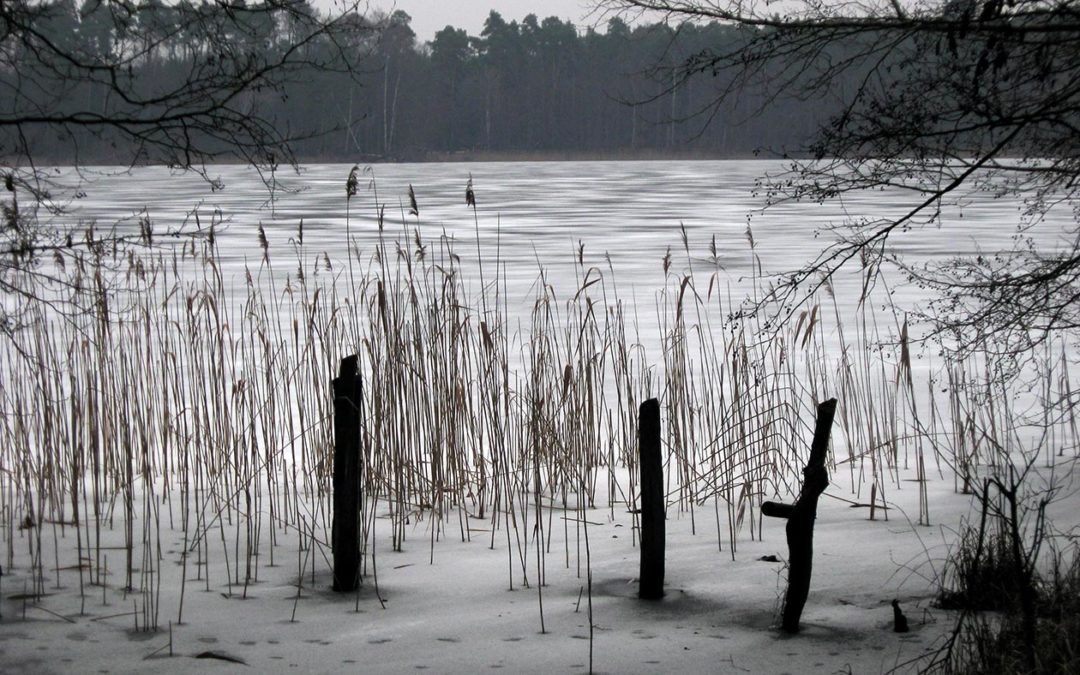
[[600, 0, 1080, 357], [2, 0, 372, 173], [0, 0, 376, 333], [597, 4, 1080, 670]]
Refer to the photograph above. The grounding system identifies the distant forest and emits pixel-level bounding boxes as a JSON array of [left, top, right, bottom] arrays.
[[9, 4, 853, 162]]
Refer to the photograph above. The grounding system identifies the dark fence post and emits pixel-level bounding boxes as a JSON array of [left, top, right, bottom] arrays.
[[762, 397, 837, 633], [638, 398, 664, 600], [332, 355, 363, 592]]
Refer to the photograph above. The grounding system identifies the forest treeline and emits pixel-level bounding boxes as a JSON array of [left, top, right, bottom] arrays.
[[350, 10, 843, 160], [6, 3, 851, 162]]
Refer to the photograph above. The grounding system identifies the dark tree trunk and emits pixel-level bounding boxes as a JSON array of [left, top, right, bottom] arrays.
[[639, 398, 664, 600], [332, 355, 363, 592], [763, 398, 837, 633]]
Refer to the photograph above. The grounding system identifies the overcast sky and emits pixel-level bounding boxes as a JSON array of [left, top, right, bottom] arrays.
[[366, 1, 604, 43]]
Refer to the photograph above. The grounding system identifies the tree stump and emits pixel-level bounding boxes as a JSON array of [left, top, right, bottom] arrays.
[[762, 398, 837, 633], [332, 355, 363, 592], [638, 398, 664, 600]]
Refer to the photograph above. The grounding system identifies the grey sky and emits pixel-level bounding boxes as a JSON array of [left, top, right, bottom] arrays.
[[367, 1, 603, 43]]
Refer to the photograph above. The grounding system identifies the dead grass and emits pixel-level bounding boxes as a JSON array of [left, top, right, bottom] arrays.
[[0, 170, 1076, 636]]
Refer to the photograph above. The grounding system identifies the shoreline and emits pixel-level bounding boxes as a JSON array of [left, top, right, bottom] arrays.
[[3, 149, 787, 168]]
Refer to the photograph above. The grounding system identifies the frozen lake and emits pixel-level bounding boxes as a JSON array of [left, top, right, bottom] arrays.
[[53, 159, 1072, 329], [4, 163, 1078, 674], [24, 158, 1077, 473]]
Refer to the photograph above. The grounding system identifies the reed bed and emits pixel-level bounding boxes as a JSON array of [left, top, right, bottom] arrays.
[[0, 172, 1076, 629]]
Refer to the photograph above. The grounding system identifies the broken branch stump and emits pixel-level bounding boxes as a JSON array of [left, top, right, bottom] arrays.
[[332, 355, 363, 592], [763, 397, 837, 633], [639, 398, 664, 600]]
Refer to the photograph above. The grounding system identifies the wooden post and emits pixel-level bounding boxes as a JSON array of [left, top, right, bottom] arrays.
[[332, 355, 363, 592], [638, 398, 664, 600], [762, 398, 837, 633]]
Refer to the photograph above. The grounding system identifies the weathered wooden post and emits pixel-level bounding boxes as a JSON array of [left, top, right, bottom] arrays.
[[332, 355, 363, 592], [638, 398, 664, 600], [762, 397, 837, 633]]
